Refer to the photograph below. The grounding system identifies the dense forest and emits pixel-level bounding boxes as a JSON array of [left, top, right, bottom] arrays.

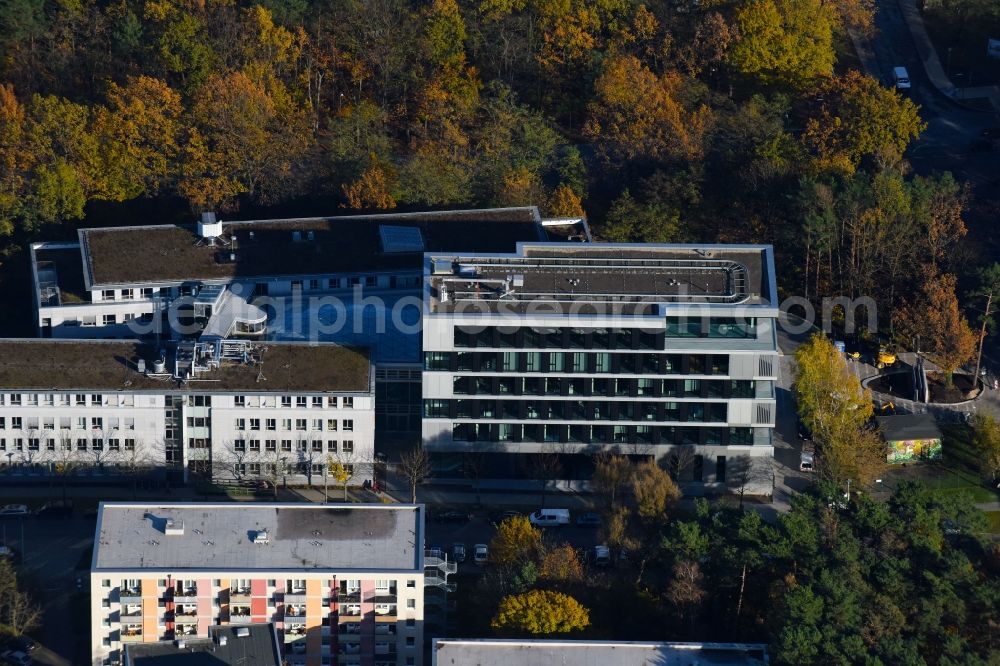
[[0, 0, 994, 337]]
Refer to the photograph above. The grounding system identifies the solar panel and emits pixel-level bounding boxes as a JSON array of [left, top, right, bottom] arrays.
[[379, 225, 425, 253]]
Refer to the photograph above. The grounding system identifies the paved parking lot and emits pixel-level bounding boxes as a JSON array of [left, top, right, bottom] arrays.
[[2, 514, 95, 666]]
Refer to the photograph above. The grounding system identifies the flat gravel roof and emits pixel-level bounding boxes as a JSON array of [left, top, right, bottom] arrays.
[[94, 503, 423, 572]]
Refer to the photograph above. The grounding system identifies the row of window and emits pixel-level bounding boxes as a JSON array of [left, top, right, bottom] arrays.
[[452, 376, 758, 399], [286, 274, 420, 291], [98, 288, 156, 301], [425, 351, 730, 375], [234, 395, 354, 409], [452, 318, 758, 349], [235, 462, 344, 476], [108, 577, 418, 595], [0, 416, 136, 431], [0, 437, 136, 452], [232, 439, 354, 454], [452, 423, 755, 446], [0, 393, 134, 407], [231, 418, 354, 432], [428, 399, 729, 423]]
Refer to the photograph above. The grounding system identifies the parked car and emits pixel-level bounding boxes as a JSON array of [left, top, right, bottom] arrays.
[[528, 508, 570, 527], [0, 649, 32, 666], [0, 505, 28, 517], [5, 638, 33, 654], [796, 420, 812, 442], [575, 512, 601, 527], [594, 545, 612, 568], [451, 543, 466, 563], [489, 510, 521, 527], [473, 544, 489, 565], [434, 510, 471, 525]]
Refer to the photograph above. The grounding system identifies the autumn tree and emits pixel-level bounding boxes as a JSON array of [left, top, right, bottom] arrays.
[[795, 334, 884, 485], [585, 55, 711, 165], [546, 183, 585, 218], [895, 270, 977, 386], [180, 71, 311, 210], [0, 84, 26, 237], [969, 263, 1000, 382], [729, 0, 836, 87], [489, 515, 542, 567], [631, 458, 681, 522], [327, 455, 352, 501], [91, 76, 182, 201], [802, 71, 925, 175], [601, 188, 682, 243], [539, 542, 584, 582], [491, 589, 590, 635]]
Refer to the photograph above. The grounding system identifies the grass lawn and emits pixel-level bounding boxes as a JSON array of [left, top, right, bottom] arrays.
[[883, 425, 1000, 504], [985, 511, 1000, 535]]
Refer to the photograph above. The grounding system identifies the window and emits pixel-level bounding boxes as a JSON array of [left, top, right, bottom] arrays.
[[108, 439, 120, 451], [266, 419, 276, 431], [328, 278, 341, 289], [101, 289, 115, 301], [235, 418, 246, 431], [249, 440, 260, 451], [234, 396, 246, 407], [327, 419, 338, 431], [234, 439, 246, 451], [281, 396, 292, 408], [296, 396, 307, 408], [424, 352, 450, 370], [716, 456, 727, 482], [295, 419, 307, 431], [281, 439, 292, 451], [309, 279, 320, 290], [312, 440, 322, 452], [140, 287, 153, 299], [102, 314, 116, 326], [76, 438, 86, 451], [312, 396, 323, 407], [9, 394, 20, 406], [266, 440, 276, 452], [76, 394, 86, 405], [312, 419, 323, 431], [92, 394, 103, 405], [406, 599, 416, 609], [11, 417, 21, 430], [342, 396, 353, 409], [249, 419, 260, 431], [342, 419, 353, 432], [342, 440, 354, 454], [281, 419, 291, 431], [91, 417, 103, 430]]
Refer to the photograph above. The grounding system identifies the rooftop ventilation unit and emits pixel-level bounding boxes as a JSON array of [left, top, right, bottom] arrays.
[[174, 639, 186, 649], [218, 635, 227, 646], [235, 627, 250, 638], [198, 212, 223, 239], [291, 231, 302, 242], [164, 519, 184, 536], [432, 258, 453, 275], [253, 529, 269, 544], [136, 359, 146, 374]]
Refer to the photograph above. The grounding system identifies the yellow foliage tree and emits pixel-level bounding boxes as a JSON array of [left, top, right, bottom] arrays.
[[491, 590, 590, 635], [489, 515, 542, 566], [585, 54, 710, 164], [341, 160, 397, 210], [546, 184, 585, 218], [630, 458, 681, 521]]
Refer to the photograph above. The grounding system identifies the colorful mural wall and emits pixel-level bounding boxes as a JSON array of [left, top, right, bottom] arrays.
[[886, 438, 942, 464]]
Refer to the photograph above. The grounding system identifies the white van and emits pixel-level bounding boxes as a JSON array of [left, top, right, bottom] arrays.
[[893, 66, 910, 91], [528, 508, 570, 527]]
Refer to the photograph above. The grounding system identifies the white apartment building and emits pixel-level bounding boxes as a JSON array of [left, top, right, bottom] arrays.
[[421, 243, 779, 494], [91, 503, 435, 666], [0, 339, 374, 484]]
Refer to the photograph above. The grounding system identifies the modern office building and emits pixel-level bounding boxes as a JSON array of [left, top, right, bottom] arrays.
[[91, 502, 441, 666], [430, 639, 770, 666], [0, 339, 374, 483], [123, 623, 282, 665], [421, 243, 779, 492]]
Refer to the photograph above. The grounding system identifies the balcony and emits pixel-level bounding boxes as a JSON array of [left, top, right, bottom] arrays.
[[284, 604, 306, 618], [373, 624, 396, 636], [121, 603, 142, 618], [284, 623, 306, 641], [339, 603, 362, 617], [284, 590, 307, 603], [120, 628, 143, 643], [339, 643, 362, 656], [338, 590, 361, 603], [119, 590, 142, 604], [229, 607, 252, 623], [175, 624, 197, 636], [340, 623, 361, 635], [175, 587, 198, 598], [373, 603, 397, 619], [229, 588, 252, 603]]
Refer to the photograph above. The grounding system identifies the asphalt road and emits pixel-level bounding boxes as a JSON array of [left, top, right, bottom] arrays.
[[872, 0, 1000, 187], [3, 514, 95, 666]]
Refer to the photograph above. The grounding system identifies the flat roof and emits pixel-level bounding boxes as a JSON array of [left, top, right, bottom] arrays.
[[427, 244, 774, 315], [124, 624, 281, 666], [877, 413, 943, 441], [0, 340, 370, 393], [80, 208, 546, 287], [431, 640, 770, 666], [93, 503, 423, 572]]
